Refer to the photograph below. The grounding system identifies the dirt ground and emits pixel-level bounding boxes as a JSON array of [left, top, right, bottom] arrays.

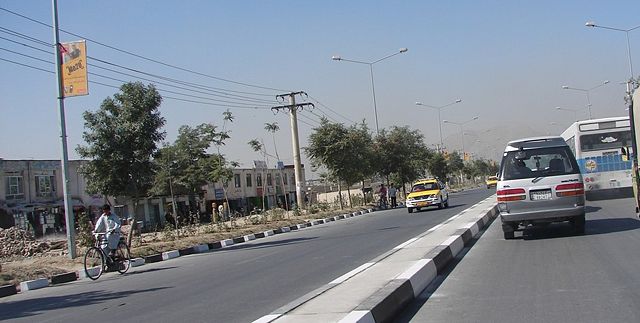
[[0, 207, 368, 286]]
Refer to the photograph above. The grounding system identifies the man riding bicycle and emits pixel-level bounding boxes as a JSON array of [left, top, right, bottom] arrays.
[[94, 204, 121, 262], [378, 183, 388, 209]]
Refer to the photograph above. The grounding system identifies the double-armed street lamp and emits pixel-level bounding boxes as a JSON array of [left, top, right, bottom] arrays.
[[415, 99, 462, 152], [561, 80, 609, 119], [586, 22, 640, 87], [332, 48, 408, 135], [443, 116, 479, 157]]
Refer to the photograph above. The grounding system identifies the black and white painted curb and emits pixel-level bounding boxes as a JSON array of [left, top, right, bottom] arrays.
[[342, 205, 497, 323], [254, 196, 498, 323], [0, 208, 377, 298]]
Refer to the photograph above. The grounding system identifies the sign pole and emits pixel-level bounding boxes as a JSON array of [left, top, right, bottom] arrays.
[[52, 0, 76, 258]]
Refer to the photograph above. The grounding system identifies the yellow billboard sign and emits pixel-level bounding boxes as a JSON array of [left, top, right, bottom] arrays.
[[60, 40, 88, 97]]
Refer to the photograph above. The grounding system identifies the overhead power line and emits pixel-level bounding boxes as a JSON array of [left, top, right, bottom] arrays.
[[297, 113, 322, 127], [0, 55, 272, 110], [0, 27, 281, 103], [0, 56, 53, 74], [307, 95, 356, 124], [0, 7, 292, 92]]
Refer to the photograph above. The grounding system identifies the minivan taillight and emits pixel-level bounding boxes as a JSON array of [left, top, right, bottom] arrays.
[[497, 188, 526, 202], [555, 183, 584, 197]]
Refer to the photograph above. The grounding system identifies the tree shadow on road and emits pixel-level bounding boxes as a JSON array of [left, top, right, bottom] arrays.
[[127, 266, 178, 276], [0, 286, 170, 321], [192, 237, 318, 254]]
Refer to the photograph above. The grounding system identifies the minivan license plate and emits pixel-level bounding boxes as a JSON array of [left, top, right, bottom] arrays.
[[530, 190, 552, 200]]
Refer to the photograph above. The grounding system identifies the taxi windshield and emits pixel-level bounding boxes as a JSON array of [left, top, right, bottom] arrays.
[[411, 183, 438, 192]]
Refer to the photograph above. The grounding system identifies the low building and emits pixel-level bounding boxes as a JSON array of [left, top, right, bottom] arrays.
[[1, 158, 305, 234], [0, 159, 111, 236]]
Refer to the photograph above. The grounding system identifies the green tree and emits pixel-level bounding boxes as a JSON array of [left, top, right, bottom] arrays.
[[305, 118, 374, 208], [151, 123, 232, 201], [426, 153, 449, 182], [375, 126, 432, 194], [264, 122, 287, 209], [248, 138, 268, 212], [77, 82, 165, 205]]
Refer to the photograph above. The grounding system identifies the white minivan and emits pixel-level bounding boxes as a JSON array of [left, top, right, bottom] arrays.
[[497, 136, 585, 239]]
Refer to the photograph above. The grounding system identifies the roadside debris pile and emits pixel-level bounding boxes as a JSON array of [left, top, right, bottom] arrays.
[[0, 227, 51, 258]]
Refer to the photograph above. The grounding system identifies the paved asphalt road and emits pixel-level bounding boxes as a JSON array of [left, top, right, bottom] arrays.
[[397, 196, 640, 323], [0, 188, 494, 323]]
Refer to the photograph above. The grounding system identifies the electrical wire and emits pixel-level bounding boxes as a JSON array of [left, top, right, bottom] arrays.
[[0, 27, 281, 104], [0, 7, 292, 92], [0, 56, 53, 74], [307, 95, 356, 124], [297, 113, 322, 127], [0, 55, 272, 110], [309, 109, 335, 123]]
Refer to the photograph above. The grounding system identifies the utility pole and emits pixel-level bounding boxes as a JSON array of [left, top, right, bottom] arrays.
[[52, 0, 76, 259], [273, 92, 314, 209]]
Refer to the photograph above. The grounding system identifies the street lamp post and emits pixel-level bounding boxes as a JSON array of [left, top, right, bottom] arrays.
[[586, 21, 640, 214], [555, 106, 580, 121], [443, 116, 479, 157], [415, 99, 462, 152], [586, 22, 640, 84], [561, 80, 609, 119], [332, 48, 408, 135]]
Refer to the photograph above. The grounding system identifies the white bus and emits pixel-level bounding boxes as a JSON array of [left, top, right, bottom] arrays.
[[560, 116, 633, 200]]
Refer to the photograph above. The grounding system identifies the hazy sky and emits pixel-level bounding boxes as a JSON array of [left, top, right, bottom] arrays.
[[1, 1, 639, 179]]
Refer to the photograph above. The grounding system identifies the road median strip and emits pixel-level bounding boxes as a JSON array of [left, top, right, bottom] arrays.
[[256, 197, 498, 323]]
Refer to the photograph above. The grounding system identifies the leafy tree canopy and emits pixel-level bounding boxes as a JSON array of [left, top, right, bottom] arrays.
[[77, 82, 165, 199], [151, 123, 234, 197], [426, 153, 450, 181], [305, 118, 374, 186], [374, 126, 432, 185]]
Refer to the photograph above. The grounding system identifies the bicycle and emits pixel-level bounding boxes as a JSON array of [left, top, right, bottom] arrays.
[[378, 195, 388, 209], [83, 232, 131, 280]]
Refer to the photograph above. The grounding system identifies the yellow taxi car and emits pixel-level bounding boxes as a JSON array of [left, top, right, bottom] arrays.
[[486, 176, 498, 188], [486, 175, 498, 189], [406, 179, 449, 213]]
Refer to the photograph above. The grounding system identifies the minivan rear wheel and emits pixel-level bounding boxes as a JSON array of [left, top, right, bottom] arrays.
[[502, 222, 516, 240]]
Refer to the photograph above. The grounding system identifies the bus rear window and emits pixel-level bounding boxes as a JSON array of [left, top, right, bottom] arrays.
[[579, 130, 631, 152]]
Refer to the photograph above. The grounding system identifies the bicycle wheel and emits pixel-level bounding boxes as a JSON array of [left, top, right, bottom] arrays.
[[84, 247, 105, 280], [115, 241, 131, 274]]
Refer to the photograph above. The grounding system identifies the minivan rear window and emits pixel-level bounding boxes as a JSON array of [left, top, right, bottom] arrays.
[[500, 146, 580, 180]]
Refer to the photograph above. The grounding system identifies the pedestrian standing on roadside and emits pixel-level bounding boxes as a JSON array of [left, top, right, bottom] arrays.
[[218, 203, 224, 221], [212, 202, 218, 223], [388, 183, 398, 208]]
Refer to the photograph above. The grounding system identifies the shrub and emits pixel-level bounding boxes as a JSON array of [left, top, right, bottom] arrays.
[[76, 212, 95, 248]]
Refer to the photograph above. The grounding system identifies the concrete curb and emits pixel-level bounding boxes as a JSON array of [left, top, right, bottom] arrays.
[[162, 250, 180, 260], [144, 253, 163, 263], [19, 278, 48, 292], [0, 284, 18, 298], [50, 272, 77, 285], [78, 266, 101, 280], [342, 205, 498, 323], [1, 207, 376, 299], [256, 197, 498, 323], [131, 258, 146, 267]]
